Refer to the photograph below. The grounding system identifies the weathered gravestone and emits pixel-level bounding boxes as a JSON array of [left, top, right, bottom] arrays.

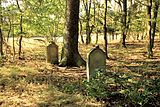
[[46, 42, 58, 64], [87, 45, 106, 81]]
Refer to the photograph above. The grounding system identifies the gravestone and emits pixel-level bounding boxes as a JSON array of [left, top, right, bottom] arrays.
[[46, 42, 58, 64], [87, 45, 106, 81]]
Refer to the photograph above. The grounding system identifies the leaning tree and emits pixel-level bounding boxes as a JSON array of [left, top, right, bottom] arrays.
[[59, 0, 86, 67]]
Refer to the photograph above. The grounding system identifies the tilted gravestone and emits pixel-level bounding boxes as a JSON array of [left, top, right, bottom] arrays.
[[87, 45, 106, 81], [46, 42, 58, 64]]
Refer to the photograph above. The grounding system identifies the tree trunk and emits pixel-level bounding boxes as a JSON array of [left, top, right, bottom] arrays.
[[0, 0, 3, 56], [96, 31, 99, 44], [7, 18, 11, 42], [16, 0, 23, 59], [18, 15, 23, 59], [79, 20, 84, 43], [147, 0, 153, 58], [151, 0, 159, 49], [95, 0, 100, 44], [126, 0, 133, 37], [121, 0, 127, 48], [12, 28, 15, 59], [0, 29, 3, 56], [82, 0, 92, 45], [86, 18, 91, 44], [11, 14, 15, 59], [59, 0, 86, 67], [104, 0, 109, 59]]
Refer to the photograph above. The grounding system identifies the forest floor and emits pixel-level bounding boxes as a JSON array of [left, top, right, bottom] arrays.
[[0, 38, 160, 107]]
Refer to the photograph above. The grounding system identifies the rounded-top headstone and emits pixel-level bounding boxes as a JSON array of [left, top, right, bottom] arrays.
[[87, 45, 106, 81], [46, 42, 59, 64]]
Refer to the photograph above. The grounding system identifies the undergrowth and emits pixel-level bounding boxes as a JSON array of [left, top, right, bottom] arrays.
[[64, 70, 160, 107]]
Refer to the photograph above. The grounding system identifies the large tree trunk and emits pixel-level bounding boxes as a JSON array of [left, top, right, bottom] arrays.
[[59, 0, 86, 67], [104, 0, 109, 59]]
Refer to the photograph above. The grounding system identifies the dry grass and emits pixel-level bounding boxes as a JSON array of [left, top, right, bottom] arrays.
[[0, 38, 160, 106]]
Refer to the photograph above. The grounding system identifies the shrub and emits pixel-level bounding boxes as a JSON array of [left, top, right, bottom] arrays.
[[82, 70, 160, 106], [63, 69, 160, 106]]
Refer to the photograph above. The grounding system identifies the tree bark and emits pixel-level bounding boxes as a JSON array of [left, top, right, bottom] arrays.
[[7, 18, 11, 42], [82, 0, 92, 45], [121, 0, 127, 48], [18, 16, 23, 59], [151, 0, 159, 49], [79, 20, 84, 43], [0, 28, 2, 56], [95, 1, 100, 44], [96, 31, 98, 44], [0, 29, 3, 56], [0, 0, 3, 56], [147, 0, 153, 58], [12, 16, 15, 59], [16, 0, 23, 59], [86, 17, 90, 44], [104, 0, 109, 59], [59, 0, 86, 67]]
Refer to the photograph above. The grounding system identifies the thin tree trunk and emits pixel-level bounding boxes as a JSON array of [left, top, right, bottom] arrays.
[[18, 15, 23, 59], [79, 20, 84, 43], [82, 0, 92, 44], [7, 18, 11, 42], [62, 0, 67, 44], [0, 0, 3, 56], [93, 0, 96, 23], [12, 26, 15, 59], [121, 0, 127, 48], [0, 29, 3, 56], [95, 0, 100, 44], [147, 0, 153, 58], [126, 0, 133, 37], [151, 0, 159, 49], [96, 31, 99, 44], [16, 0, 23, 59], [11, 14, 15, 59], [86, 17, 90, 44], [104, 0, 109, 59]]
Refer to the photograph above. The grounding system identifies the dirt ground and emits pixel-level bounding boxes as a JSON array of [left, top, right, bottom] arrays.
[[0, 38, 160, 106]]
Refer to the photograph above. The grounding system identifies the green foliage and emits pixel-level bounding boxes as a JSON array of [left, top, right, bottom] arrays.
[[63, 82, 81, 94], [22, 0, 66, 36], [2, 0, 160, 39], [83, 70, 109, 99], [1, 0, 66, 38], [63, 69, 160, 106]]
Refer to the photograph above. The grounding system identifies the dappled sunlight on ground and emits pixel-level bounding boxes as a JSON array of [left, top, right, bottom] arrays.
[[0, 38, 160, 106]]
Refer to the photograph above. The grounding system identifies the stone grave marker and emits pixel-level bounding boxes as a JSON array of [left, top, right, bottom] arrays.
[[46, 42, 58, 64], [87, 45, 106, 81]]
